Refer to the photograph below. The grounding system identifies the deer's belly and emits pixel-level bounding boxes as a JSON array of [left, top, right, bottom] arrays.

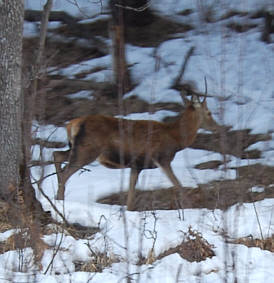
[[98, 153, 157, 170]]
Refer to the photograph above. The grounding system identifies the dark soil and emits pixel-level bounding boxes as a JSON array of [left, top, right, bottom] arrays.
[[50, 14, 193, 48], [98, 164, 274, 211]]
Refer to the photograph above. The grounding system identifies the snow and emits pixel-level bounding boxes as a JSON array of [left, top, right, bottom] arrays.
[[152, 0, 274, 16], [1, 0, 273, 282], [116, 110, 179, 121], [24, 0, 109, 18], [249, 186, 265, 193], [66, 90, 94, 100], [50, 55, 112, 79]]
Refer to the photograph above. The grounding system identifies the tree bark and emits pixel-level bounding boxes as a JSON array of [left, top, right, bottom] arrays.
[[0, 0, 47, 225], [0, 1, 51, 268], [110, 0, 132, 97], [0, 0, 24, 198]]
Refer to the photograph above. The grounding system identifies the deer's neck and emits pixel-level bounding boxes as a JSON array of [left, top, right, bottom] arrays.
[[168, 107, 200, 149]]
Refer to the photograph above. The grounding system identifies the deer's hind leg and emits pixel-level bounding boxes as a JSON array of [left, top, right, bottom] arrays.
[[55, 145, 100, 200], [127, 168, 141, 211]]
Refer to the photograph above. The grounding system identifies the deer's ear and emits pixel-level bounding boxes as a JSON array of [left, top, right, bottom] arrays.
[[185, 99, 192, 107], [180, 91, 191, 106], [202, 98, 207, 107]]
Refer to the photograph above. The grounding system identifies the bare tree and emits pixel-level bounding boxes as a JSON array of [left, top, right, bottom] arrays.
[[0, 0, 57, 269], [0, 0, 51, 260], [0, 0, 28, 205], [110, 0, 132, 97]]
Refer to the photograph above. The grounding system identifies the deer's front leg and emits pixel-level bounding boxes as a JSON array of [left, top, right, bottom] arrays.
[[153, 160, 182, 189], [153, 160, 184, 209], [53, 150, 70, 200]]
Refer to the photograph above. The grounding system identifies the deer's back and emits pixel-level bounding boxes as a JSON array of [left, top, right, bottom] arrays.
[[70, 114, 179, 168]]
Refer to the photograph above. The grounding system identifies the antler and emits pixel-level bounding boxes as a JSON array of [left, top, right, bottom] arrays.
[[202, 76, 207, 103], [180, 77, 208, 105], [193, 76, 208, 104]]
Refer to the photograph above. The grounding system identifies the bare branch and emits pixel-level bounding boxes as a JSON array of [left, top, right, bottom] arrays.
[[35, 0, 53, 76], [36, 184, 70, 227], [115, 1, 151, 12]]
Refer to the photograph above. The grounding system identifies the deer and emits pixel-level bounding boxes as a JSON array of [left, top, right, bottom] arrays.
[[53, 87, 220, 210]]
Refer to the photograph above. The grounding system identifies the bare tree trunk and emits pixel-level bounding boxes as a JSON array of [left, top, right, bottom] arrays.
[[0, 0, 24, 198], [110, 0, 132, 97], [0, 0, 51, 268], [0, 0, 48, 222]]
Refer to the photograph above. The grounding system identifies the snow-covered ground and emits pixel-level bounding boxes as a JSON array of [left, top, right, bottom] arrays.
[[0, 0, 273, 282]]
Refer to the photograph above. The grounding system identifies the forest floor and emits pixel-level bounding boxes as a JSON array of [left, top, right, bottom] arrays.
[[22, 8, 274, 213]]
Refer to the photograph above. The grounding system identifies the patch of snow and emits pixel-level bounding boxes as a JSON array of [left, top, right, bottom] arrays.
[[116, 110, 178, 121], [51, 55, 111, 79], [32, 121, 68, 143], [249, 186, 265, 193], [23, 22, 38, 38], [66, 90, 94, 100], [24, 0, 109, 18]]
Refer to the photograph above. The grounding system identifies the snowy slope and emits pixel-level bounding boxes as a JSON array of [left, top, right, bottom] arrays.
[[0, 1, 273, 282]]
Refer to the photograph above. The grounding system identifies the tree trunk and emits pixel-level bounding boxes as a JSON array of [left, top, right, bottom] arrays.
[[110, 0, 132, 97], [0, 1, 50, 268], [0, 0, 46, 223], [0, 0, 24, 198]]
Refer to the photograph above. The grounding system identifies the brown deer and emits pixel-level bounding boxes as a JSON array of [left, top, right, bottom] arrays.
[[53, 91, 220, 210]]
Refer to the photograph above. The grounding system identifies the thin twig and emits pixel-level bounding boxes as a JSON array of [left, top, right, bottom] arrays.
[[115, 1, 151, 12], [31, 171, 58, 185], [175, 264, 183, 283], [31, 165, 92, 185], [36, 184, 69, 227], [44, 228, 64, 274], [33, 0, 53, 80], [252, 202, 264, 240]]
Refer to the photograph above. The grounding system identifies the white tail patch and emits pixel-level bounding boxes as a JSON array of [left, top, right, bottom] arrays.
[[66, 117, 85, 147]]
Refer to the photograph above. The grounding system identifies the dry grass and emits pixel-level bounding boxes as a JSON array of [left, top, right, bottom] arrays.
[[75, 252, 119, 272], [159, 227, 215, 263], [0, 201, 13, 233], [138, 227, 215, 265], [231, 235, 274, 252]]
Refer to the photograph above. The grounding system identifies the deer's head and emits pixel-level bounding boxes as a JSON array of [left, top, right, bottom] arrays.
[[180, 80, 220, 132]]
